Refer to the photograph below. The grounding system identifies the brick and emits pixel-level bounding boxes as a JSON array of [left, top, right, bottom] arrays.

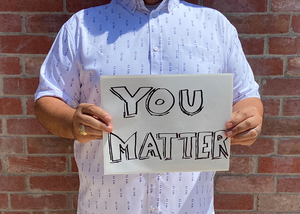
[[214, 194, 254, 210], [272, 0, 300, 12], [248, 58, 283, 76], [283, 99, 300, 116], [269, 37, 300, 55], [258, 194, 300, 211], [203, 0, 267, 13], [30, 175, 79, 191], [66, 0, 111, 12], [261, 99, 280, 117], [8, 156, 67, 173], [26, 14, 71, 34], [262, 79, 300, 96], [261, 118, 300, 136], [215, 176, 274, 193], [0, 0, 63, 12], [278, 177, 300, 193], [7, 118, 51, 135], [292, 15, 300, 33], [231, 138, 275, 155], [73, 194, 78, 209], [0, 35, 54, 54], [3, 77, 39, 95], [0, 137, 23, 154], [0, 194, 8, 209], [240, 37, 264, 55], [227, 15, 290, 34], [25, 57, 45, 75], [287, 57, 300, 76], [219, 157, 255, 174], [259, 157, 300, 173], [0, 98, 22, 115], [11, 194, 68, 210], [0, 57, 21, 75], [0, 14, 22, 32], [71, 157, 78, 173], [278, 139, 300, 155], [0, 176, 26, 191], [27, 137, 74, 154], [0, 158, 2, 172], [26, 98, 35, 115]]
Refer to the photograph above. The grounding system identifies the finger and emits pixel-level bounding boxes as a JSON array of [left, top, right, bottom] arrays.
[[79, 114, 113, 132], [230, 127, 260, 142], [226, 116, 259, 138], [81, 104, 111, 124], [81, 125, 111, 137], [85, 133, 104, 140], [226, 107, 256, 129], [75, 125, 105, 143], [75, 104, 113, 132]]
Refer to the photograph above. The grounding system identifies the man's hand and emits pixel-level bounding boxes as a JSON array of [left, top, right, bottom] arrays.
[[35, 97, 113, 143], [225, 97, 263, 145], [72, 103, 113, 143]]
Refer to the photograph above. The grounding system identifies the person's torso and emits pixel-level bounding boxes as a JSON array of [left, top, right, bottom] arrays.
[[67, 0, 229, 105], [70, 1, 229, 213]]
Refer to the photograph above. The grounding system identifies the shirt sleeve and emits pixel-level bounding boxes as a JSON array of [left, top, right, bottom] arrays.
[[34, 23, 81, 108], [226, 25, 260, 104]]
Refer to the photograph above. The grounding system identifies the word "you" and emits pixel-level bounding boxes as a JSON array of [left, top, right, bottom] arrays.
[[110, 86, 204, 117]]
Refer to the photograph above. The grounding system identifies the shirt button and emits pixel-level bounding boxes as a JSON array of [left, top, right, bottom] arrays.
[[153, 47, 159, 52], [152, 12, 158, 18], [150, 206, 156, 213]]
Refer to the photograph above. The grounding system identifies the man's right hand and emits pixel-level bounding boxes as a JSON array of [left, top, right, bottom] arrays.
[[72, 103, 113, 143], [35, 96, 113, 143]]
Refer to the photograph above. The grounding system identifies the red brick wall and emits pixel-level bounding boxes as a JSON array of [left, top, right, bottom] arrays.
[[202, 0, 300, 213], [0, 0, 297, 213], [0, 0, 111, 212]]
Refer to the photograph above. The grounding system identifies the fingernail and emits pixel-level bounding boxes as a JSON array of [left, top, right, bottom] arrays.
[[226, 122, 233, 129], [106, 125, 112, 132], [105, 116, 111, 122], [226, 131, 232, 137]]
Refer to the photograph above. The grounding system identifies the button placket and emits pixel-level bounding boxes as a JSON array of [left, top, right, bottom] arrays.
[[149, 10, 162, 75], [148, 173, 160, 213]]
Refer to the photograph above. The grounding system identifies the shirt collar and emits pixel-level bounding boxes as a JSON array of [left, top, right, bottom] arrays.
[[116, 0, 180, 14]]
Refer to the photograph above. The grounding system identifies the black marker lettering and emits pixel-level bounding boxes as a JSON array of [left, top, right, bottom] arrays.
[[196, 132, 212, 159], [108, 132, 137, 163], [179, 89, 204, 116], [212, 130, 228, 159], [107, 131, 229, 163], [139, 132, 162, 160], [110, 86, 153, 118], [179, 132, 197, 159], [157, 133, 178, 160], [145, 88, 175, 116]]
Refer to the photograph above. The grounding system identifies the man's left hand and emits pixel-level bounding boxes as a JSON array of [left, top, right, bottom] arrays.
[[225, 97, 263, 145]]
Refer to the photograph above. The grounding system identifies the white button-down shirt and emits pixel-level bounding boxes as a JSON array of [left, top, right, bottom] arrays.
[[35, 0, 259, 213]]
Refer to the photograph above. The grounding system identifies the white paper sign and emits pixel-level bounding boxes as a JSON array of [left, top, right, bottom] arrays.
[[100, 74, 233, 175]]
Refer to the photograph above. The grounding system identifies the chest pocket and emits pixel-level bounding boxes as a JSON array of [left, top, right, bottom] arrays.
[[178, 45, 224, 75]]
